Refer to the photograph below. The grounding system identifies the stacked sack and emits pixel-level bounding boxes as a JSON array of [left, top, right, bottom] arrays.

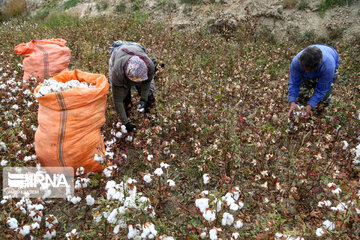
[[34, 70, 109, 173]]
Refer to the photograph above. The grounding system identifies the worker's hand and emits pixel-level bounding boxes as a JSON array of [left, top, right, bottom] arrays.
[[125, 122, 136, 132], [137, 100, 147, 113], [288, 102, 298, 118], [301, 105, 312, 119]]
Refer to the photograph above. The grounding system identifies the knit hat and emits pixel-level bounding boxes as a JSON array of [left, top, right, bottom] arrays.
[[125, 56, 148, 83]]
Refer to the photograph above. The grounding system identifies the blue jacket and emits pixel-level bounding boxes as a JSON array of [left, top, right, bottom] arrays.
[[288, 44, 339, 108]]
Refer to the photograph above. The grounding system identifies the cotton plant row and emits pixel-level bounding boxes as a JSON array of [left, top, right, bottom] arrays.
[[272, 179, 360, 239], [0, 63, 38, 168], [90, 177, 173, 239], [1, 196, 59, 239], [142, 154, 177, 197], [94, 122, 134, 169], [194, 178, 245, 240], [35, 78, 96, 98], [313, 181, 360, 238]]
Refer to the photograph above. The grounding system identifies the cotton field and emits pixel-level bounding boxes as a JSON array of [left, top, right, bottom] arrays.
[[0, 14, 359, 239]]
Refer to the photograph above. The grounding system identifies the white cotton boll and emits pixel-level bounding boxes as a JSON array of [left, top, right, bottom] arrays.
[[143, 174, 152, 183], [274, 233, 284, 239], [1, 160, 8, 166], [322, 220, 335, 231], [7, 217, 18, 229], [316, 227, 325, 237], [107, 209, 118, 224], [86, 195, 95, 206], [167, 179, 176, 187], [117, 206, 127, 215], [65, 229, 78, 240], [12, 104, 19, 110], [70, 196, 81, 204], [24, 156, 32, 162], [127, 178, 137, 185], [18, 131, 27, 140], [203, 174, 210, 184], [141, 222, 157, 238], [29, 211, 42, 222], [125, 135, 133, 142], [203, 209, 216, 222], [195, 198, 209, 213], [160, 162, 170, 169], [237, 201, 244, 210], [116, 122, 121, 128], [113, 225, 120, 234], [232, 187, 241, 201], [200, 232, 207, 239], [1, 196, 10, 205], [105, 180, 117, 190], [106, 188, 116, 200], [327, 182, 336, 188], [230, 203, 239, 211], [45, 215, 58, 229], [215, 200, 222, 212], [94, 154, 104, 164], [200, 190, 209, 197], [31, 222, 40, 229], [121, 125, 127, 134], [234, 219, 243, 229], [342, 141, 349, 150], [76, 167, 84, 176], [162, 237, 175, 240], [221, 212, 234, 226], [19, 225, 31, 236], [145, 205, 156, 218], [138, 197, 150, 204], [94, 215, 102, 223], [223, 193, 235, 206], [127, 225, 139, 239], [110, 129, 116, 136], [318, 200, 331, 207], [43, 230, 56, 239], [231, 232, 240, 240], [74, 178, 90, 189], [154, 168, 164, 176], [332, 188, 342, 194], [103, 165, 117, 177], [147, 155, 153, 161], [353, 144, 360, 164], [115, 132, 122, 138], [209, 228, 218, 240], [0, 142, 6, 151]]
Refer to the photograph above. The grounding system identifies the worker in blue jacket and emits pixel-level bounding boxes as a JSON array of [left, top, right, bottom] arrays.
[[288, 44, 339, 118]]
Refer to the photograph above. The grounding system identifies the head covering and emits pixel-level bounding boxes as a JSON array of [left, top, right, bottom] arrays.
[[125, 56, 148, 83]]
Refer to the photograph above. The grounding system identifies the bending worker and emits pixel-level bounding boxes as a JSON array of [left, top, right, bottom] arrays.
[[288, 44, 339, 118], [109, 41, 156, 132]]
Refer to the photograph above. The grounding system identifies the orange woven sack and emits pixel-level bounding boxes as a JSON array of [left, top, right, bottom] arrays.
[[34, 70, 109, 174], [14, 38, 71, 86]]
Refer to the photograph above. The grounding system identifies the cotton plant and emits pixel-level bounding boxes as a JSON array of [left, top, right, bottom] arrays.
[[141, 152, 177, 205], [91, 177, 159, 238], [3, 197, 60, 238], [194, 183, 245, 238], [311, 180, 360, 237]]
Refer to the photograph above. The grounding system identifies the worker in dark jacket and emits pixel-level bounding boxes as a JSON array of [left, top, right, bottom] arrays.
[[109, 41, 156, 132], [288, 44, 339, 118]]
